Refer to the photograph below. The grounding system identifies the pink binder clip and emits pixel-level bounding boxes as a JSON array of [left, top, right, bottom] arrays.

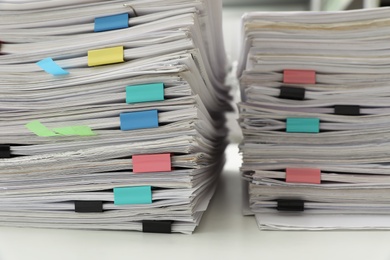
[[283, 69, 316, 84], [133, 153, 171, 173], [286, 168, 321, 184]]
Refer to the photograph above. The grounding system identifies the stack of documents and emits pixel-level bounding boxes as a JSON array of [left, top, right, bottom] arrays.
[[237, 7, 390, 230], [0, 0, 230, 234]]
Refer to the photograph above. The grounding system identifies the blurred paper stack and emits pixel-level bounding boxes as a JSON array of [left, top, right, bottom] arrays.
[[0, 0, 231, 234], [237, 7, 390, 230]]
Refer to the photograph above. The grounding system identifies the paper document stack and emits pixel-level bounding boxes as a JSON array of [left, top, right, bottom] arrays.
[[237, 7, 390, 230], [0, 0, 231, 234]]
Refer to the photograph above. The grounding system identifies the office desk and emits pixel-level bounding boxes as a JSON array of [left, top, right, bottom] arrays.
[[1, 145, 390, 260]]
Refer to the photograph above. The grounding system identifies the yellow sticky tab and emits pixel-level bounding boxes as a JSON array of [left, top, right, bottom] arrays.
[[88, 46, 124, 67]]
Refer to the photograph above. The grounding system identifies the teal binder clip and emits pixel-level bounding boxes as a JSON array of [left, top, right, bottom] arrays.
[[126, 83, 164, 104], [286, 118, 320, 133], [114, 186, 152, 205]]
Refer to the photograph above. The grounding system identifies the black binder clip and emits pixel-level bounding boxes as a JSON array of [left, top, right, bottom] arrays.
[[334, 105, 360, 116], [74, 201, 103, 213], [279, 86, 305, 100], [0, 145, 11, 158], [277, 199, 305, 212], [142, 220, 173, 234]]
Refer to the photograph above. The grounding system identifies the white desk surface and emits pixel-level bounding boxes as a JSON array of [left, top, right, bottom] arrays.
[[1, 144, 390, 260]]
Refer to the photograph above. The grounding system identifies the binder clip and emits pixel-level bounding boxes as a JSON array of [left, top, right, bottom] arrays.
[[74, 201, 103, 213], [0, 145, 11, 158], [279, 86, 305, 100], [277, 199, 305, 212], [142, 220, 173, 234]]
